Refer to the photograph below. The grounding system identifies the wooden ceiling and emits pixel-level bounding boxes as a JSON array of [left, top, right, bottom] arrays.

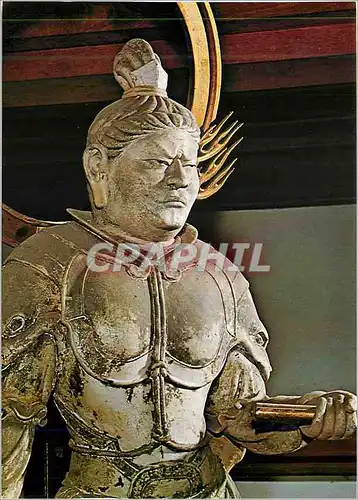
[[3, 2, 355, 106], [2, 2, 356, 223]]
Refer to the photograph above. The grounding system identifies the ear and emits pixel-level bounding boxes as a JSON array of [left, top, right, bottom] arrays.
[[83, 145, 109, 209]]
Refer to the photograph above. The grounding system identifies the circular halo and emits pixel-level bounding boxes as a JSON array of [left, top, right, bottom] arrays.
[[177, 2, 222, 131]]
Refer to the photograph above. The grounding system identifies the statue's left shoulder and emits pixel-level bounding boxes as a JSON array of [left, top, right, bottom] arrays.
[[192, 238, 249, 301]]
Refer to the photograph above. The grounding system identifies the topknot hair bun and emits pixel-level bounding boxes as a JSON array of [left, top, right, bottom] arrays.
[[113, 39, 168, 93]]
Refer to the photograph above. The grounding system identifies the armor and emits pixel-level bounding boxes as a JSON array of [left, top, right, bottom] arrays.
[[2, 210, 285, 498], [4, 38, 354, 500]]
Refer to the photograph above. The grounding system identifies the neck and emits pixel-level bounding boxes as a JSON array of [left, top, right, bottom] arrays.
[[92, 212, 179, 244]]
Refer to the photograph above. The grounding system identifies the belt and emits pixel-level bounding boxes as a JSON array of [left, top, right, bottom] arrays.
[[108, 445, 218, 499]]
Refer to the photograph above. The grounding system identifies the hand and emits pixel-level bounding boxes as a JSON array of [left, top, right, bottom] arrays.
[[212, 402, 273, 444], [297, 391, 357, 440]]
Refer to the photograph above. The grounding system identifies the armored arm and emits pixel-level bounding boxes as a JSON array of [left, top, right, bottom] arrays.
[[2, 260, 60, 498], [205, 277, 308, 459], [206, 275, 356, 461]]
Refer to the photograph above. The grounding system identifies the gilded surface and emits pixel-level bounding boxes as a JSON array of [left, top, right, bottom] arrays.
[[2, 39, 356, 499]]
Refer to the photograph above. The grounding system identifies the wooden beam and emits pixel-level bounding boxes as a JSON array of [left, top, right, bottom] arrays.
[[212, 2, 356, 20], [3, 55, 354, 108], [218, 13, 355, 36], [4, 26, 166, 53], [8, 18, 156, 39], [3, 75, 121, 108], [4, 4, 155, 39], [3, 41, 186, 82], [221, 23, 355, 64], [4, 12, 355, 54], [5, 2, 356, 41], [4, 23, 354, 84], [2, 69, 188, 108], [224, 55, 356, 92]]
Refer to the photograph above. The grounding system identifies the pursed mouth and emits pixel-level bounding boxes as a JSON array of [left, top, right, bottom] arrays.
[[161, 199, 187, 207]]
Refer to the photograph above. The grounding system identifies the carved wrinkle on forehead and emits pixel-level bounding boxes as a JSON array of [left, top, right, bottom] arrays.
[[111, 130, 198, 164]]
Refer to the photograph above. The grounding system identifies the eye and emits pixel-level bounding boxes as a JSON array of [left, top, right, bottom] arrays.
[[184, 163, 197, 168], [149, 159, 171, 168]]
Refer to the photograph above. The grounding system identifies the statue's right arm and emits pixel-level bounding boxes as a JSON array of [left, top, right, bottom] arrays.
[[2, 260, 60, 498]]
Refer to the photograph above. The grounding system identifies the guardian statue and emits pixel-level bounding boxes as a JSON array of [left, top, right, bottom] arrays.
[[2, 39, 356, 499]]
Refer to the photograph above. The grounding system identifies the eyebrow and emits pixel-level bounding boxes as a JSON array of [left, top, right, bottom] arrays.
[[143, 155, 196, 163], [142, 145, 176, 158], [143, 147, 197, 161], [137, 137, 198, 160]]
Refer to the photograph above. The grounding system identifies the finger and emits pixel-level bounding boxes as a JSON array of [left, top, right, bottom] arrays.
[[342, 411, 357, 439], [330, 394, 346, 440], [343, 394, 357, 414], [325, 390, 354, 398], [301, 397, 327, 438], [324, 391, 357, 410], [317, 397, 336, 440], [297, 391, 326, 405]]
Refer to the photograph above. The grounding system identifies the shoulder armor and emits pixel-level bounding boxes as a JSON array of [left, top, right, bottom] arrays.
[[193, 239, 249, 296], [2, 258, 61, 369], [4, 222, 97, 287], [2, 222, 100, 368]]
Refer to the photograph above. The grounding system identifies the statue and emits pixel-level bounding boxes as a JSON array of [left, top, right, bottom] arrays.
[[2, 39, 356, 499]]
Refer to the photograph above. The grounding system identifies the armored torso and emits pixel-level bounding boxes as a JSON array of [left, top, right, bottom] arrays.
[[3, 211, 251, 497], [57, 244, 240, 456], [47, 208, 247, 456]]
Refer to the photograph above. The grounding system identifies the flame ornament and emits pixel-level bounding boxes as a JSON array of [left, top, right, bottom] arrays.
[[197, 112, 244, 200]]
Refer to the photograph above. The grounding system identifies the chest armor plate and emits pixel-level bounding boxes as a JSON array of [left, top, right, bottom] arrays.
[[62, 254, 237, 389]]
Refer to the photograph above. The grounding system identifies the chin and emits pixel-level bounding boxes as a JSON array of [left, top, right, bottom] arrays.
[[156, 210, 187, 231]]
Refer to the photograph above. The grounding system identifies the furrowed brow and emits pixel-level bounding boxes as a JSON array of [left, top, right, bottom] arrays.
[[144, 144, 176, 159]]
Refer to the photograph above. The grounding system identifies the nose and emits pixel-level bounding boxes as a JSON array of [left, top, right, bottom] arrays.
[[166, 158, 189, 189]]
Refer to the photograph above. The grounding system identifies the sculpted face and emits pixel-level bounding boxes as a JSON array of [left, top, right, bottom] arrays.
[[85, 128, 200, 241]]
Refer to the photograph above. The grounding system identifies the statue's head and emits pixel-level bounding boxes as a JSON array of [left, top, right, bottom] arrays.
[[83, 39, 200, 242]]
